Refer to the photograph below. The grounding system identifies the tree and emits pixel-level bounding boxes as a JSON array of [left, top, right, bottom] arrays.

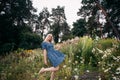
[[0, 0, 42, 54], [77, 0, 120, 39], [72, 19, 87, 37], [38, 7, 51, 38], [51, 6, 70, 43], [101, 0, 120, 38], [77, 0, 101, 38]]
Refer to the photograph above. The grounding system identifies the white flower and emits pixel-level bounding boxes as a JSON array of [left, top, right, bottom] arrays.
[[74, 68, 78, 71], [112, 56, 117, 60], [63, 65, 66, 68], [112, 76, 117, 80], [116, 67, 120, 71], [74, 75, 79, 80], [92, 48, 95, 53], [102, 54, 107, 59], [68, 60, 71, 63], [76, 56, 79, 58], [98, 76, 102, 80], [96, 48, 104, 53], [106, 49, 112, 53], [81, 61, 84, 63], [65, 76, 67, 79], [75, 61, 78, 64], [116, 67, 120, 74], [98, 62, 100, 64], [104, 68, 111, 72], [86, 70, 90, 72]]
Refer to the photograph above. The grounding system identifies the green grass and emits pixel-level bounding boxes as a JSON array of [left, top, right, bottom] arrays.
[[0, 37, 120, 80]]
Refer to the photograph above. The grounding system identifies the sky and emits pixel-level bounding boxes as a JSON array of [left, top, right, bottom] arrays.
[[32, 0, 82, 26]]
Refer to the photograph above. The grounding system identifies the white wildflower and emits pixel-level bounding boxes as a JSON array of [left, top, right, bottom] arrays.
[[104, 51, 107, 54], [102, 54, 107, 59], [75, 61, 78, 64], [96, 48, 104, 54], [81, 61, 84, 63], [98, 76, 102, 80], [74, 68, 78, 71], [116, 67, 120, 74], [65, 76, 67, 79], [112, 56, 117, 60], [74, 75, 79, 80], [76, 56, 79, 58], [86, 70, 90, 72], [112, 76, 117, 80], [106, 49, 112, 53], [63, 65, 66, 68], [98, 62, 100, 64], [104, 68, 111, 72], [92, 48, 95, 53], [68, 60, 71, 63]]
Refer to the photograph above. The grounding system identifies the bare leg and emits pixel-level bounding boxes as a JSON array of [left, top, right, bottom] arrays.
[[39, 66, 59, 74], [50, 71, 55, 80]]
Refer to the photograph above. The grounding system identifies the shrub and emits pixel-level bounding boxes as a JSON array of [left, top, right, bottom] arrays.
[[76, 36, 96, 65], [61, 34, 74, 41], [0, 43, 15, 55], [19, 32, 43, 49], [92, 38, 120, 79]]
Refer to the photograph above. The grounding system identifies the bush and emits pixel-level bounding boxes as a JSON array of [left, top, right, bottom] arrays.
[[96, 38, 117, 50], [19, 32, 43, 49], [76, 36, 96, 65], [92, 38, 120, 79], [61, 34, 74, 41], [0, 43, 15, 55]]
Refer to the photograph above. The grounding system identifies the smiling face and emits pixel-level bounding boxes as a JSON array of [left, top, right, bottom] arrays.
[[47, 34, 53, 42], [45, 34, 53, 42]]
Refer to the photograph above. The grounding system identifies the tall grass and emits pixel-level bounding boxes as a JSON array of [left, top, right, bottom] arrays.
[[0, 37, 120, 80]]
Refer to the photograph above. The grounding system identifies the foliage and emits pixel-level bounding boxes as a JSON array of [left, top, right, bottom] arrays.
[[77, 36, 97, 65], [0, 37, 120, 80], [19, 32, 43, 49], [51, 6, 70, 43], [61, 34, 74, 41], [92, 39, 120, 79], [72, 19, 87, 37], [102, 0, 120, 38], [78, 0, 120, 39], [0, 0, 39, 54], [77, 0, 99, 38]]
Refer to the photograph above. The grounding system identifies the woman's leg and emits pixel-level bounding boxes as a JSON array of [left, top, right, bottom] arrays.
[[50, 71, 55, 80], [39, 66, 59, 74]]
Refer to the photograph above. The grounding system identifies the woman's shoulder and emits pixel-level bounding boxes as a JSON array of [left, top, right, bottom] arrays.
[[42, 41, 49, 45], [42, 41, 47, 45]]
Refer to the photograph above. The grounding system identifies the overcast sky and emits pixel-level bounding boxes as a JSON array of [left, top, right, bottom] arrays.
[[32, 0, 82, 26]]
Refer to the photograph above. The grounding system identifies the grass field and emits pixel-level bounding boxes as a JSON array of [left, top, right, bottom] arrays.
[[0, 36, 120, 80]]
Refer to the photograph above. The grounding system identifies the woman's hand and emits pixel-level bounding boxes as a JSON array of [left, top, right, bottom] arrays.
[[55, 44, 61, 50], [44, 60, 48, 66], [43, 49, 48, 66]]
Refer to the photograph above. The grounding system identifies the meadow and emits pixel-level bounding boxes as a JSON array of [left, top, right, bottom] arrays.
[[0, 36, 120, 80]]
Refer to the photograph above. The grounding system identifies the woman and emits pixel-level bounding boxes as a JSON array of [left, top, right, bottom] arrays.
[[39, 34, 65, 80]]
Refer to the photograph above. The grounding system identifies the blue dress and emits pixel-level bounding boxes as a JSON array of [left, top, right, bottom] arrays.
[[41, 42, 65, 67]]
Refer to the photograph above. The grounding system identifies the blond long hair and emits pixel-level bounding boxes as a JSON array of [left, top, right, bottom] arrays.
[[44, 34, 54, 43]]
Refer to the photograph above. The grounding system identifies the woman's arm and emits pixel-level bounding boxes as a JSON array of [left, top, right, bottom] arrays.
[[55, 44, 61, 50], [43, 49, 48, 65]]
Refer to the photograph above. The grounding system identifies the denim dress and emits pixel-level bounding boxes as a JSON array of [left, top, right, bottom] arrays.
[[41, 42, 65, 67]]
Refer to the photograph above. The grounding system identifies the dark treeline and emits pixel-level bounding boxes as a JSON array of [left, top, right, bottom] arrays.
[[0, 0, 120, 54], [0, 0, 42, 54]]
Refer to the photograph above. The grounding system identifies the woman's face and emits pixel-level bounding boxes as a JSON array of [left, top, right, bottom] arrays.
[[47, 35, 53, 42]]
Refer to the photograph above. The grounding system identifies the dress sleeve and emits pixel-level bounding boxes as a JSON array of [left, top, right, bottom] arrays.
[[41, 42, 46, 49]]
